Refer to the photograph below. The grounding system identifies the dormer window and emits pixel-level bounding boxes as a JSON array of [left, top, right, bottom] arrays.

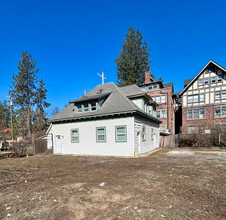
[[77, 104, 82, 113], [83, 103, 89, 112], [90, 101, 97, 111]]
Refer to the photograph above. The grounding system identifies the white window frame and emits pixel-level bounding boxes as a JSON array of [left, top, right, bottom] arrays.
[[115, 125, 127, 142], [187, 108, 205, 120], [71, 129, 79, 143]]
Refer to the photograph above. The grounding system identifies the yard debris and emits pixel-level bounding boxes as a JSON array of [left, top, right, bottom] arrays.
[[99, 182, 106, 187]]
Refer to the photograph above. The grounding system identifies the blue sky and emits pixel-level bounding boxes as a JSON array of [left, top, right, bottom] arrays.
[[0, 0, 226, 113]]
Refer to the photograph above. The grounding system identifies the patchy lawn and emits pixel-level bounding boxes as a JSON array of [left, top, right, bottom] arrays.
[[0, 148, 226, 220]]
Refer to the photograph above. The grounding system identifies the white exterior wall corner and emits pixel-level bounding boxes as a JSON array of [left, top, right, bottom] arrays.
[[134, 115, 160, 155], [51, 116, 135, 157]]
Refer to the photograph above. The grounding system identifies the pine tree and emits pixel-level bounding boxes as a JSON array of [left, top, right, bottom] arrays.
[[116, 27, 152, 86], [10, 51, 38, 139], [34, 79, 50, 132]]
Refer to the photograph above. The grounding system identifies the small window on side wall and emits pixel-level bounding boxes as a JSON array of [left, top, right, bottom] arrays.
[[71, 129, 79, 143], [142, 126, 146, 141], [115, 125, 127, 142], [96, 127, 106, 142]]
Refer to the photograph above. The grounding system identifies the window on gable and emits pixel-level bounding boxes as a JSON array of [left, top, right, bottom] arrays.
[[71, 129, 79, 143], [222, 91, 226, 99], [211, 77, 216, 83], [217, 71, 223, 81], [200, 94, 205, 102], [115, 125, 127, 142], [204, 78, 209, 85], [198, 79, 203, 86], [96, 127, 106, 142], [215, 91, 221, 100], [142, 126, 146, 141]]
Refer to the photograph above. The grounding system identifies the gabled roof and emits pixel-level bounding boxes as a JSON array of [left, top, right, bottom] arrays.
[[179, 60, 226, 96], [184, 78, 193, 87], [163, 82, 174, 89], [49, 82, 161, 123]]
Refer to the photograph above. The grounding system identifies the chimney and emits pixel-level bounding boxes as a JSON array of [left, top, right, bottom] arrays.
[[145, 71, 151, 84]]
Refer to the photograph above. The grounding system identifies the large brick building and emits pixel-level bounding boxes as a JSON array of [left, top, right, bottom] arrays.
[[179, 60, 226, 133], [139, 71, 176, 135]]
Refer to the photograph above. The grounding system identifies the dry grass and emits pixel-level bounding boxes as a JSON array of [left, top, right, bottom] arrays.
[[0, 148, 226, 219]]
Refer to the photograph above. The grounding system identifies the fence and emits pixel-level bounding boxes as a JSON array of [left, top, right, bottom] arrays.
[[34, 134, 53, 155]]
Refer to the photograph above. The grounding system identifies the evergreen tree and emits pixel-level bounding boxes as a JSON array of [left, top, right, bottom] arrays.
[[10, 51, 38, 139], [0, 100, 11, 140], [116, 27, 152, 86], [34, 79, 50, 132]]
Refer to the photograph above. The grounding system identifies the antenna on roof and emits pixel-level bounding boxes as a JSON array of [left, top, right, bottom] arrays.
[[97, 71, 106, 85]]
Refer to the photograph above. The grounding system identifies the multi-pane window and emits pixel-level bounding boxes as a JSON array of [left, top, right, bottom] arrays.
[[198, 79, 203, 86], [211, 77, 216, 83], [90, 101, 97, 111], [71, 129, 79, 143], [151, 95, 166, 104], [96, 127, 106, 142], [200, 94, 205, 102], [83, 103, 89, 112], [204, 78, 209, 85], [187, 94, 199, 103], [214, 106, 226, 118], [217, 71, 223, 81], [115, 126, 127, 142], [215, 91, 226, 100], [77, 104, 82, 113], [156, 109, 167, 119], [142, 126, 146, 141], [187, 108, 205, 120]]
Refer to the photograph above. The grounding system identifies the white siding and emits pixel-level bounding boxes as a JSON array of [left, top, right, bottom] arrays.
[[131, 98, 143, 110], [134, 116, 159, 155], [51, 117, 135, 157]]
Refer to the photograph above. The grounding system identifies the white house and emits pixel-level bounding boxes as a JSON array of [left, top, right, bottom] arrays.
[[48, 82, 161, 157]]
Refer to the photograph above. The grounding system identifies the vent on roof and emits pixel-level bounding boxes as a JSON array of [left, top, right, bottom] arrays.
[[97, 89, 103, 94]]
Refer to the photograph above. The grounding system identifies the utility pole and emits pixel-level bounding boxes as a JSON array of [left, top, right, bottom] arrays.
[[97, 71, 106, 85]]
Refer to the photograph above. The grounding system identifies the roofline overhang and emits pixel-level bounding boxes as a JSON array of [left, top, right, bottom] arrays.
[[179, 60, 226, 96], [48, 110, 161, 124]]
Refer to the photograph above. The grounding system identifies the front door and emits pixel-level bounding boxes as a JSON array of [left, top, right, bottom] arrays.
[[55, 135, 62, 153]]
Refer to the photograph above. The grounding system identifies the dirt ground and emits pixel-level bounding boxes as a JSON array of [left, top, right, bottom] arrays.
[[1, 147, 226, 220]]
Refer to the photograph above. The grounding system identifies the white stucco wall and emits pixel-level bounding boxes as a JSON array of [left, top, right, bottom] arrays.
[[50, 116, 135, 157]]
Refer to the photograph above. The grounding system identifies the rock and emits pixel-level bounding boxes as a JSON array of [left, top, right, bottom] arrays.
[[7, 214, 11, 217], [99, 182, 106, 187]]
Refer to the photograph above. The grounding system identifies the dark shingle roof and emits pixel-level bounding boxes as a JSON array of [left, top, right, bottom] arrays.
[[49, 82, 160, 123], [184, 78, 193, 87], [163, 82, 173, 89]]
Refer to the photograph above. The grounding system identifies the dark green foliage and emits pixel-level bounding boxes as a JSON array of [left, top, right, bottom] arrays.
[[115, 27, 152, 86], [159, 77, 164, 82], [9, 51, 50, 139]]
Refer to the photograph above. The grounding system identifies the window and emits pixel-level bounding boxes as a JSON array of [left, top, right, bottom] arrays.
[[198, 79, 203, 86], [200, 94, 205, 102], [96, 127, 106, 142], [204, 78, 209, 85], [211, 77, 216, 83], [215, 107, 221, 118], [151, 128, 154, 140], [156, 110, 160, 119], [222, 91, 226, 99], [215, 91, 221, 100], [71, 129, 79, 143], [188, 96, 193, 103], [217, 71, 223, 81], [214, 106, 226, 118], [161, 110, 167, 119], [188, 95, 199, 103], [161, 95, 166, 103], [142, 126, 146, 141], [90, 101, 97, 111], [149, 85, 152, 89], [155, 96, 160, 103], [187, 109, 192, 119], [115, 125, 127, 142], [83, 103, 89, 112], [77, 104, 82, 113], [187, 108, 205, 120]]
